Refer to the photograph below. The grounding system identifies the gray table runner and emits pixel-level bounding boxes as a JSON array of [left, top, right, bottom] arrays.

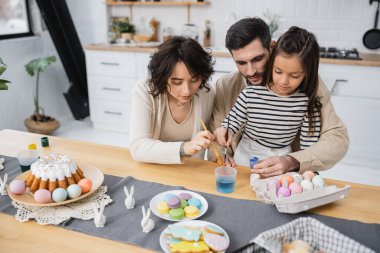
[[0, 156, 379, 252]]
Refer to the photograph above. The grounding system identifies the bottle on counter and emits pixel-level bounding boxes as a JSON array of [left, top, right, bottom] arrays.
[[203, 19, 211, 47]]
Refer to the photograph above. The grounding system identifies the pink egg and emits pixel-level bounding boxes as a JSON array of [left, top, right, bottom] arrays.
[[78, 178, 92, 194], [302, 171, 315, 180], [289, 182, 303, 195], [277, 186, 291, 198], [9, 180, 26, 195], [34, 189, 52, 204], [267, 179, 280, 191]]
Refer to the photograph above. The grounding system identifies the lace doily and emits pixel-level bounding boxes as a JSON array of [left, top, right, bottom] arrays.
[[12, 186, 113, 225]]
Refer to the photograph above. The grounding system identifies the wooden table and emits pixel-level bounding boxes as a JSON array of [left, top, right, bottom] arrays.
[[0, 129, 379, 253]]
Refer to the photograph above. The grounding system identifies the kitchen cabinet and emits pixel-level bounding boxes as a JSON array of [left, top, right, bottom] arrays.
[[85, 50, 152, 133], [319, 64, 380, 168]]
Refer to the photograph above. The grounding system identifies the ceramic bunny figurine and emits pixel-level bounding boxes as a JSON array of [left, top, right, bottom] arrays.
[[124, 185, 135, 209], [0, 173, 8, 195], [93, 204, 106, 228], [141, 206, 155, 233], [0, 157, 4, 171]]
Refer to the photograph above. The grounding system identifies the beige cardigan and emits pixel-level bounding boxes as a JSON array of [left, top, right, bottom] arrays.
[[129, 79, 215, 164], [208, 72, 349, 173]]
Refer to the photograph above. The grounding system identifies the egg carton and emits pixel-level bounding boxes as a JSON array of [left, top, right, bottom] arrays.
[[251, 172, 351, 214]]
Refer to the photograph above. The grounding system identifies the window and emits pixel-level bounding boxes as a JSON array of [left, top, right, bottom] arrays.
[[0, 0, 33, 39]]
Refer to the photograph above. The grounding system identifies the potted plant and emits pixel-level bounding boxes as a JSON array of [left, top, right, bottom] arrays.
[[112, 17, 135, 41], [24, 55, 60, 135], [0, 57, 11, 90]]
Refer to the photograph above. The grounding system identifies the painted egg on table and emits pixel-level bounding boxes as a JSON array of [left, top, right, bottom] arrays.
[[289, 182, 303, 195], [34, 189, 52, 204], [312, 175, 325, 189], [67, 184, 82, 199], [78, 178, 92, 194], [280, 175, 294, 186], [302, 171, 315, 180], [9, 179, 26, 195], [292, 173, 303, 184], [52, 188, 68, 202]]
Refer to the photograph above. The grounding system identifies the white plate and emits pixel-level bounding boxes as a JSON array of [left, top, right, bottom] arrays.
[[159, 220, 230, 253], [149, 190, 208, 221]]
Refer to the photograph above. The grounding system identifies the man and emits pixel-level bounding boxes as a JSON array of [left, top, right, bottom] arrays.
[[209, 17, 349, 177]]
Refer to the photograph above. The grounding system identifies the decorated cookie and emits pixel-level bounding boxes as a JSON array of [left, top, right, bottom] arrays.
[[167, 196, 181, 209], [180, 199, 188, 208], [204, 224, 225, 236], [169, 208, 185, 220], [169, 241, 210, 253], [179, 192, 192, 200], [157, 201, 170, 214], [188, 197, 202, 210], [204, 233, 229, 252], [166, 225, 202, 241], [163, 193, 177, 202], [184, 206, 199, 218]]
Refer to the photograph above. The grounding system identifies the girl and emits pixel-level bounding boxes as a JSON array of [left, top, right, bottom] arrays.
[[215, 26, 321, 169]]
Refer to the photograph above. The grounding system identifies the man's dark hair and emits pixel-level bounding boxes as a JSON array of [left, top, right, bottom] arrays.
[[147, 36, 214, 97], [225, 17, 271, 51]]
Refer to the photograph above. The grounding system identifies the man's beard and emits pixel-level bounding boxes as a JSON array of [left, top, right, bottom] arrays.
[[245, 72, 264, 86]]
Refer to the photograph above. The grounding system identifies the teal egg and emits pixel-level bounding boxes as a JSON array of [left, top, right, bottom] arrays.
[[67, 184, 82, 199], [52, 188, 68, 202]]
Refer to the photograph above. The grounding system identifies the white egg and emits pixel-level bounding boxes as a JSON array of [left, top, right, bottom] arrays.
[[312, 175, 325, 189], [301, 179, 314, 191]]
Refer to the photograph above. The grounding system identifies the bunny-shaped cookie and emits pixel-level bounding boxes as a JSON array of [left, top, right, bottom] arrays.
[[124, 185, 135, 209], [141, 206, 155, 233], [0, 173, 8, 195], [0, 157, 4, 171], [93, 204, 106, 228]]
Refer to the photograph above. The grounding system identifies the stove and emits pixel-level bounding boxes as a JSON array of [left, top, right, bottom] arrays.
[[319, 47, 362, 60]]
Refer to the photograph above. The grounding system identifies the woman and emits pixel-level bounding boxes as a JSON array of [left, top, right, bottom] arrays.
[[129, 37, 215, 164]]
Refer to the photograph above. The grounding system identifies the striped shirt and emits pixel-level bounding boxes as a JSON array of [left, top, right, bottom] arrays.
[[221, 85, 320, 150]]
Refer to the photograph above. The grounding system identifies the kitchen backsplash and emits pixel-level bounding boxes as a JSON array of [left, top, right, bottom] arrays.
[[69, 0, 379, 53]]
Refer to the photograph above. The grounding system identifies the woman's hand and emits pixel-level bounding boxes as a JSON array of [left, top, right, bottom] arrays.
[[251, 155, 300, 178], [183, 131, 214, 156], [214, 127, 233, 147]]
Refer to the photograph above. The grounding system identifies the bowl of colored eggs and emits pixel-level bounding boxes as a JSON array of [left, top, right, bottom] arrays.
[[7, 166, 104, 207], [252, 171, 351, 214], [150, 190, 208, 221]]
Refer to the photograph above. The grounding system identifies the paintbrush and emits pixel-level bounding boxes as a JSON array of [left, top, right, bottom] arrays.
[[224, 116, 230, 162], [200, 119, 224, 166]]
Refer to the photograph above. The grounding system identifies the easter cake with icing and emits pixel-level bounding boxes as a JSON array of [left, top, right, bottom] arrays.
[[25, 153, 85, 193]]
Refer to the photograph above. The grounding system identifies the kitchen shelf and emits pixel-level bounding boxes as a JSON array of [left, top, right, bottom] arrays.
[[106, 1, 210, 23], [106, 1, 210, 6]]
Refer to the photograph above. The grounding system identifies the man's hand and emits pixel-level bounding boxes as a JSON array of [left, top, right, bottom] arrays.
[[184, 131, 214, 155], [251, 155, 300, 178], [214, 127, 233, 147]]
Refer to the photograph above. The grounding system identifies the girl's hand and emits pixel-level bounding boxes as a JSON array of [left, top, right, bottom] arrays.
[[224, 155, 236, 167], [183, 131, 214, 155], [251, 156, 300, 178], [214, 127, 233, 147]]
